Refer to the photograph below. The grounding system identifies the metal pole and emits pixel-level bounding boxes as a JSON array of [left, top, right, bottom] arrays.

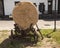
[[53, 0, 56, 32]]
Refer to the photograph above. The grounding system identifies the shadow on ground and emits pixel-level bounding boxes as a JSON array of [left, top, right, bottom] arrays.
[[0, 35, 37, 48], [42, 18, 60, 21]]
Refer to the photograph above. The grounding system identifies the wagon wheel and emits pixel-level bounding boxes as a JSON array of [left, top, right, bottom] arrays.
[[30, 24, 38, 43], [36, 24, 43, 40], [14, 24, 21, 35], [34, 30, 43, 42], [9, 29, 14, 44], [11, 30, 14, 40], [34, 32, 38, 43], [31, 27, 38, 43]]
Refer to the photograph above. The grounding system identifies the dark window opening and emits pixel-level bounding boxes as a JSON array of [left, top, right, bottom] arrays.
[[0, 0, 4, 18], [39, 3, 45, 14], [48, 0, 53, 14], [58, 0, 60, 14], [33, 3, 37, 7], [15, 1, 20, 5]]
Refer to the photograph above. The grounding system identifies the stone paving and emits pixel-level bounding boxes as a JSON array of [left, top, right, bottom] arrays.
[[0, 20, 60, 30]]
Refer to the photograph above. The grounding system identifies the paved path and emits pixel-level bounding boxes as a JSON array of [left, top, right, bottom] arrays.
[[0, 20, 14, 30], [37, 20, 60, 29], [0, 20, 60, 30]]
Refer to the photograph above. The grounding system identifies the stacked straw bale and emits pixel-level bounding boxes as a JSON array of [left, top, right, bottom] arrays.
[[12, 2, 38, 30]]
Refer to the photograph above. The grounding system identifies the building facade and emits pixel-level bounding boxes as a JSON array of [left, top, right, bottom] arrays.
[[0, 0, 60, 16]]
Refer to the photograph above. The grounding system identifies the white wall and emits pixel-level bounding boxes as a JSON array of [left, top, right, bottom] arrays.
[[4, 0, 58, 15], [4, 0, 14, 15], [52, 0, 58, 10]]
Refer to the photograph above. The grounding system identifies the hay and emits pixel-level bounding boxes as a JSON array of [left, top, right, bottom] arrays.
[[12, 2, 38, 30]]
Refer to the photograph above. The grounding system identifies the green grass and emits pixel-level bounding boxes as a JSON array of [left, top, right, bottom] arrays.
[[40, 29, 60, 44], [40, 29, 53, 37], [51, 31, 60, 44], [0, 29, 60, 48]]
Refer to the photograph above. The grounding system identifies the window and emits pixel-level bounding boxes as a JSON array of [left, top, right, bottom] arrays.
[[15, 1, 20, 6]]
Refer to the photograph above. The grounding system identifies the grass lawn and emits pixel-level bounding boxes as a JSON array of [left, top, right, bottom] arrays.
[[0, 29, 60, 48], [41, 29, 60, 44]]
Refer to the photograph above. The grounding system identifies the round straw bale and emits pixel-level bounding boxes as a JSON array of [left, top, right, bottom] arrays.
[[12, 2, 38, 30]]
